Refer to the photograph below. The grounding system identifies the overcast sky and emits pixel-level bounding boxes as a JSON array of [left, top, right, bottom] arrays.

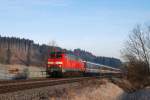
[[0, 0, 150, 59]]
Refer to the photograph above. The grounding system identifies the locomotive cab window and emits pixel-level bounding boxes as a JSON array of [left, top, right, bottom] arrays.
[[50, 52, 63, 58], [56, 52, 62, 58], [50, 53, 55, 58]]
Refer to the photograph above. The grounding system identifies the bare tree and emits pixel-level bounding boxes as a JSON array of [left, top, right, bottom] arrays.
[[123, 25, 150, 72], [6, 41, 11, 64], [122, 25, 150, 90], [48, 40, 57, 52], [26, 41, 31, 66]]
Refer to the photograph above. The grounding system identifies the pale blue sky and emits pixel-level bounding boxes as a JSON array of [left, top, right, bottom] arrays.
[[0, 0, 150, 59]]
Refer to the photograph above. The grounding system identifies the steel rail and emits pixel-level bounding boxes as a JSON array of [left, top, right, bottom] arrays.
[[0, 73, 123, 94], [0, 77, 95, 94]]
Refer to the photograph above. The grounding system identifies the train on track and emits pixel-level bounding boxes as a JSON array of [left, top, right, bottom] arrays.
[[47, 51, 122, 77]]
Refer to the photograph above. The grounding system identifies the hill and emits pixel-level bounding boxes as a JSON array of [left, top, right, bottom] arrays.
[[0, 36, 122, 67]]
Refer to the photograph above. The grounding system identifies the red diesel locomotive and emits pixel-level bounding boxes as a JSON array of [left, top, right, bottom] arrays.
[[47, 51, 85, 77]]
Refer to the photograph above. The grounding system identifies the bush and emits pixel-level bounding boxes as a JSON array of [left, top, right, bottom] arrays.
[[125, 60, 150, 90]]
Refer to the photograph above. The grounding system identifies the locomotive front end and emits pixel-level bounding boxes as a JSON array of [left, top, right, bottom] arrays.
[[47, 52, 64, 77]]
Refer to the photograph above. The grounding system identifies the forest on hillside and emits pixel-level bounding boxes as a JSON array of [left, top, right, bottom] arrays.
[[0, 36, 122, 68]]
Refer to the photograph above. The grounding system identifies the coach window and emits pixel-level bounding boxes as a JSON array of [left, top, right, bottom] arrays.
[[87, 63, 92, 68]]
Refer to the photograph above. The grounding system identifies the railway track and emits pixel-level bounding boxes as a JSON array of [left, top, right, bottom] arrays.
[[0, 78, 55, 84], [0, 73, 122, 94], [0, 77, 97, 94]]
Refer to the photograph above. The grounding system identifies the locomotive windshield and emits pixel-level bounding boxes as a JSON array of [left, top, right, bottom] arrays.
[[50, 52, 62, 58]]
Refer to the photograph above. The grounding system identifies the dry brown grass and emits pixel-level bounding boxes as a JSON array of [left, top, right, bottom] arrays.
[[72, 82, 123, 100], [49, 79, 124, 100], [0, 64, 46, 79]]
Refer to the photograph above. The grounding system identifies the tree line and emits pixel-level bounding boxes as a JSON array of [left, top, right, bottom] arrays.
[[0, 36, 122, 68]]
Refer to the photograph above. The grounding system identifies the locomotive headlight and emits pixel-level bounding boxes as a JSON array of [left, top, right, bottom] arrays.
[[48, 62, 54, 64], [56, 62, 63, 64]]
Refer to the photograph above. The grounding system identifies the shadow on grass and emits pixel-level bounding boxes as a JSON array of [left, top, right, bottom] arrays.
[[119, 88, 150, 100]]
